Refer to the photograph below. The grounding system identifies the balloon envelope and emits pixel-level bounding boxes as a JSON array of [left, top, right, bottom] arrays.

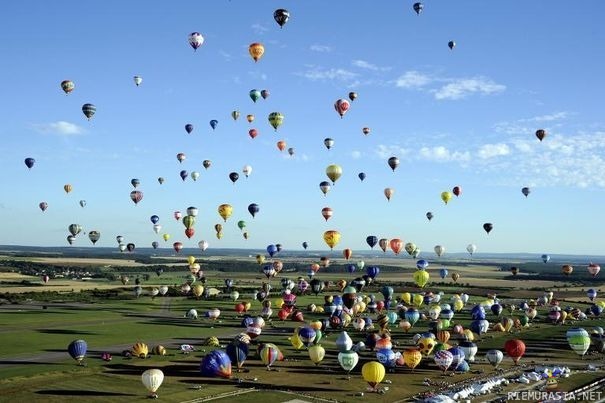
[[200, 350, 232, 378]]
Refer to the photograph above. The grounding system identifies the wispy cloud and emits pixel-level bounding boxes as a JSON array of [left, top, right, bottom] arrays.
[[494, 112, 569, 135], [32, 121, 84, 136], [433, 77, 505, 100], [394, 70, 505, 100], [374, 130, 605, 188], [251, 23, 268, 35], [352, 59, 390, 72], [351, 150, 362, 159], [219, 50, 232, 61], [297, 65, 359, 83], [310, 44, 331, 53], [394, 71, 433, 89]]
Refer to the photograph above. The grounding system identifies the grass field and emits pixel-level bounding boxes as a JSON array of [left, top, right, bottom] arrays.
[[1, 255, 605, 402]]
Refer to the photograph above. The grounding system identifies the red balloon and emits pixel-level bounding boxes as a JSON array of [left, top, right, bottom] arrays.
[[185, 228, 195, 239], [390, 238, 403, 255], [343, 248, 352, 260], [235, 303, 245, 313], [334, 99, 350, 118], [173, 242, 183, 253], [452, 186, 462, 197], [278, 308, 289, 320], [249, 129, 258, 139], [504, 339, 525, 364]]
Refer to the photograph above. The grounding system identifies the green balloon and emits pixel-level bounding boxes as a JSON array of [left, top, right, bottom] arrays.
[[268, 112, 284, 131], [249, 89, 261, 103], [182, 215, 196, 229], [237, 220, 246, 230]]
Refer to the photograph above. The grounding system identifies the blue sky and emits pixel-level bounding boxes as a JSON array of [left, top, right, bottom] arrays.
[[1, 1, 605, 256]]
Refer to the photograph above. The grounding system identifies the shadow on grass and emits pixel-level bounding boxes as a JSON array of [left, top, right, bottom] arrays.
[[37, 329, 97, 335], [104, 363, 199, 377], [179, 378, 347, 392], [36, 390, 137, 397], [0, 360, 61, 365]]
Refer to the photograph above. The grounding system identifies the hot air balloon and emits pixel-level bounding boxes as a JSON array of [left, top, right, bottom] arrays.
[[467, 244, 477, 256], [324, 138, 335, 150], [384, 187, 394, 201], [366, 236, 378, 249], [483, 223, 493, 234], [130, 191, 143, 205], [261, 89, 270, 99], [248, 129, 258, 139], [387, 157, 399, 172], [218, 204, 233, 221], [242, 165, 252, 178], [319, 181, 331, 196], [326, 164, 342, 184], [248, 203, 260, 218], [535, 129, 547, 141], [288, 147, 295, 156], [39, 202, 48, 212], [259, 343, 281, 370], [210, 119, 218, 130], [199, 240, 209, 251], [413, 2, 424, 14], [203, 160, 211, 169], [229, 172, 239, 184], [413, 270, 430, 288], [323, 230, 341, 250], [61, 80, 74, 94], [277, 140, 287, 151], [588, 263, 601, 277], [448, 40, 456, 50], [452, 273, 460, 282], [200, 350, 232, 378], [434, 350, 454, 373], [64, 184, 72, 194], [141, 369, 164, 398], [249, 89, 261, 103], [302, 241, 308, 250], [133, 75, 143, 86], [68, 224, 82, 236], [362, 362, 385, 392], [127, 243, 136, 252], [358, 172, 366, 181], [273, 8, 290, 28], [343, 248, 352, 260], [338, 350, 359, 374], [452, 186, 462, 197], [390, 239, 403, 255], [562, 264, 573, 276], [226, 341, 248, 372], [522, 187, 531, 197], [177, 153, 186, 163], [486, 349, 504, 368], [504, 339, 525, 364], [321, 207, 333, 221], [249, 42, 264, 62], [185, 124, 194, 134], [434, 245, 445, 257], [362, 127, 371, 135], [188, 32, 204, 51], [247, 114, 255, 123], [348, 92, 358, 101], [24, 157, 35, 169], [173, 242, 183, 253], [82, 103, 96, 120], [268, 112, 284, 131], [439, 267, 449, 279], [67, 339, 87, 365], [88, 231, 100, 245], [441, 191, 453, 205], [334, 99, 350, 118], [566, 328, 591, 357], [157, 177, 165, 184]]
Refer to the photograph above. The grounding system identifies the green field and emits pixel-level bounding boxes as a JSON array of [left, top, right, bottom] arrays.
[[1, 257, 605, 402]]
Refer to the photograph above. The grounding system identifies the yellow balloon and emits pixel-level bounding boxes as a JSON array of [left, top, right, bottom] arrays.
[[401, 292, 411, 305], [454, 299, 465, 312], [218, 204, 233, 222], [403, 348, 422, 369], [216, 231, 223, 239], [192, 284, 204, 298], [187, 256, 196, 265], [132, 342, 149, 358], [289, 333, 304, 350], [162, 233, 170, 242], [361, 361, 385, 389], [413, 294, 424, 307], [413, 270, 430, 288], [325, 164, 342, 184], [249, 42, 265, 62], [256, 254, 266, 264], [441, 191, 453, 205], [462, 329, 474, 341], [308, 345, 325, 365], [323, 230, 341, 250]]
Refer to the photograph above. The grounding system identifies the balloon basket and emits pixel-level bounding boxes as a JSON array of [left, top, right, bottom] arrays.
[[148, 393, 158, 399]]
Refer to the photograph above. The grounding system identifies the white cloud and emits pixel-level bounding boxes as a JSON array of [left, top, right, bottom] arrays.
[[477, 143, 510, 159], [351, 151, 362, 159], [297, 65, 359, 82], [251, 23, 268, 35], [419, 146, 471, 162], [310, 44, 331, 52], [494, 112, 569, 135], [522, 112, 569, 122], [32, 121, 84, 136], [434, 77, 505, 100], [395, 71, 432, 89], [352, 59, 389, 72], [375, 144, 408, 159], [219, 50, 232, 61]]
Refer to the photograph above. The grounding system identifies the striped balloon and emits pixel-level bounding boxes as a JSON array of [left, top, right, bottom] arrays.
[[566, 327, 591, 357]]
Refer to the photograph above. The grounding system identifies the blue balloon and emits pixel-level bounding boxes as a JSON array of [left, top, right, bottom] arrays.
[[447, 346, 466, 368], [416, 259, 429, 269], [455, 360, 470, 373], [376, 348, 397, 367], [439, 268, 448, 279], [332, 295, 343, 307], [541, 254, 550, 263], [150, 215, 160, 224], [200, 350, 232, 378], [210, 119, 218, 130], [471, 305, 486, 320], [302, 241, 309, 250], [405, 308, 420, 325], [241, 316, 254, 327], [226, 341, 248, 370], [67, 339, 87, 363], [470, 319, 489, 335], [152, 241, 159, 249], [491, 303, 503, 316], [298, 327, 317, 347], [346, 263, 356, 273], [366, 266, 380, 279], [266, 244, 278, 257], [381, 286, 394, 300], [358, 172, 366, 181], [366, 236, 378, 249]]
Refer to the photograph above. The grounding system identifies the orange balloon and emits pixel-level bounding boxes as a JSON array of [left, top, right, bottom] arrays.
[[249, 42, 265, 62], [343, 248, 352, 260], [277, 140, 287, 151], [390, 238, 403, 254]]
